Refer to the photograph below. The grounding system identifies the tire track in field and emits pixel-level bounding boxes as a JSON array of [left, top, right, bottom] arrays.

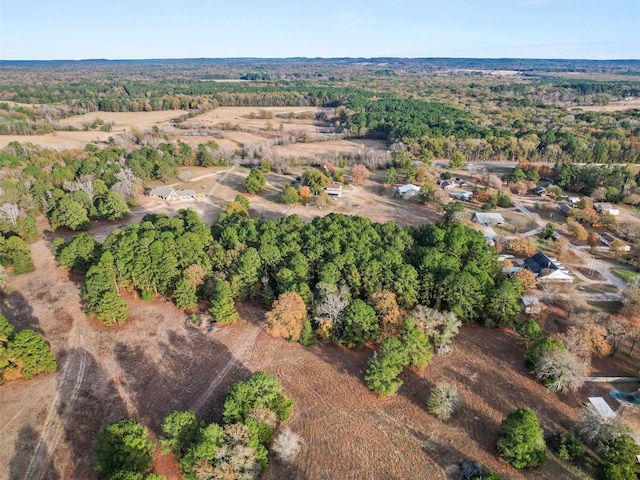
[[191, 321, 262, 415], [14, 238, 91, 480], [24, 333, 88, 480]]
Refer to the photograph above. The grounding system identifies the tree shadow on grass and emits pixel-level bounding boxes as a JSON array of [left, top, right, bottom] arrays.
[[113, 327, 252, 433], [1, 290, 43, 334], [58, 348, 128, 480], [9, 425, 60, 480]]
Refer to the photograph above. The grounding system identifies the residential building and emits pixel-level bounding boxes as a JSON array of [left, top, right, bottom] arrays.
[[523, 252, 573, 283], [594, 202, 620, 216], [395, 184, 421, 198], [324, 183, 343, 198], [472, 212, 505, 226]]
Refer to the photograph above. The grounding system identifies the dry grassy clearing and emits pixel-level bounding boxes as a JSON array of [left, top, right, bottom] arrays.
[[1, 227, 617, 480], [573, 98, 640, 112]]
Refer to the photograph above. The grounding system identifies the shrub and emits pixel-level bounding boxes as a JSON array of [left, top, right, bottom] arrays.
[[547, 431, 584, 463], [272, 428, 302, 463], [427, 382, 461, 421], [497, 408, 546, 469], [245, 168, 266, 194], [597, 433, 640, 480]]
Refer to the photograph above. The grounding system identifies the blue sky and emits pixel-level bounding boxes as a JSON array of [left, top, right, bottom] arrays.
[[1, 0, 638, 60]]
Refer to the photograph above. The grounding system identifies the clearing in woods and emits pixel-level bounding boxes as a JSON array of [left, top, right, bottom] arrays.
[[0, 218, 630, 479]]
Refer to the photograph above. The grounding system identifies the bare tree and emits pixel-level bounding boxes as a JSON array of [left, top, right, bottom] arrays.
[[314, 283, 350, 338], [605, 315, 630, 356], [410, 305, 444, 340], [112, 166, 141, 202], [534, 347, 589, 393], [272, 428, 302, 463], [0, 203, 20, 228], [64, 175, 95, 201], [575, 405, 629, 452]]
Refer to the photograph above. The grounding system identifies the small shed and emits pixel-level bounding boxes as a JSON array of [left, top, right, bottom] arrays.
[[453, 191, 473, 201], [588, 397, 616, 419], [482, 226, 498, 246], [521, 296, 541, 314]]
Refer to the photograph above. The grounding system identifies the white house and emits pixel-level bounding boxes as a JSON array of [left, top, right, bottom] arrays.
[[395, 184, 421, 198], [594, 202, 620, 216], [174, 189, 196, 201], [324, 183, 343, 197], [147, 186, 175, 200]]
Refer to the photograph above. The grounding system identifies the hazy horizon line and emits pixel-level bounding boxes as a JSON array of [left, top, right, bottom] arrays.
[[2, 56, 639, 63]]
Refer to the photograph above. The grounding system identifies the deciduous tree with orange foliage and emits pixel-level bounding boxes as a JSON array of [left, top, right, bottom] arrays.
[[514, 269, 537, 293], [265, 291, 307, 342], [370, 291, 402, 341], [350, 164, 370, 185]]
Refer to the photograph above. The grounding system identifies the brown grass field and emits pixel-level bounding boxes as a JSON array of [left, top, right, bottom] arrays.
[[573, 98, 640, 112], [2, 226, 622, 480]]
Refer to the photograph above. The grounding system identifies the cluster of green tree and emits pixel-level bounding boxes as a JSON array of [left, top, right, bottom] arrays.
[[93, 418, 163, 480], [553, 162, 633, 200], [0, 314, 57, 382], [365, 318, 432, 396], [64, 208, 522, 334], [93, 372, 292, 479], [0, 234, 35, 274], [0, 140, 234, 233], [160, 371, 292, 479], [342, 95, 491, 143]]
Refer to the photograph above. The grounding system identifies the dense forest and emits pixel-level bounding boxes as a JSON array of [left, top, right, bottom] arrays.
[[55, 210, 522, 334]]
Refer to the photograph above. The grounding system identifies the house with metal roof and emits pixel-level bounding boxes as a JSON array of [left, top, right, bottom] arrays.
[[472, 212, 505, 226], [523, 252, 573, 283], [395, 184, 421, 198]]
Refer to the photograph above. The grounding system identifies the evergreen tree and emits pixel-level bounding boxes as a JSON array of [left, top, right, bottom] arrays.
[[340, 299, 379, 348], [9, 329, 57, 379], [365, 336, 408, 396], [174, 276, 198, 310], [209, 281, 238, 325], [245, 169, 266, 194], [94, 418, 154, 478], [497, 409, 546, 469]]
